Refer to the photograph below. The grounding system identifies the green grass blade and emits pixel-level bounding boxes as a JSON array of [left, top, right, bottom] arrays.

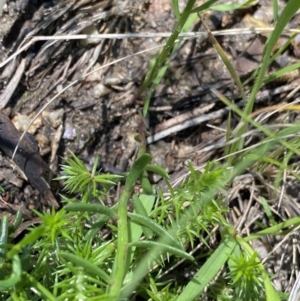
[[203, 22, 244, 98], [264, 61, 300, 84], [213, 89, 300, 157], [128, 212, 182, 249], [245, 216, 300, 242], [24, 272, 57, 301], [260, 197, 276, 226], [172, 0, 180, 20], [177, 236, 236, 301], [65, 203, 117, 219], [237, 0, 300, 140], [7, 226, 46, 258], [142, 0, 198, 115], [59, 252, 111, 284], [128, 241, 193, 261], [210, 0, 258, 11], [191, 0, 220, 13], [0, 255, 22, 291]]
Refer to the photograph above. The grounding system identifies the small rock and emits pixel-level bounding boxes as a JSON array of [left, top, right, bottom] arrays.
[[80, 24, 101, 47], [63, 123, 77, 140], [1, 168, 24, 188], [42, 108, 64, 128], [35, 132, 50, 149], [12, 113, 41, 134], [93, 83, 110, 98]]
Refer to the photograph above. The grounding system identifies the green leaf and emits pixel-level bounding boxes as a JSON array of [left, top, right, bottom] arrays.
[[110, 153, 151, 296], [7, 226, 46, 258], [128, 212, 182, 249], [59, 252, 111, 284], [177, 236, 236, 301], [140, 173, 153, 195], [65, 203, 118, 219], [142, 0, 198, 115], [125, 154, 151, 189], [128, 241, 193, 261], [0, 255, 22, 291], [8, 210, 22, 234], [131, 194, 154, 239], [145, 164, 170, 180], [0, 215, 8, 259]]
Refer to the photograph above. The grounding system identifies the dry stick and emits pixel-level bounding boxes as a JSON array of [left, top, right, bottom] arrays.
[[11, 44, 164, 160], [154, 103, 215, 133], [0, 0, 6, 17], [255, 81, 300, 103], [146, 104, 239, 144], [2, 27, 300, 69], [0, 58, 26, 109], [278, 152, 287, 211], [236, 185, 255, 232], [262, 224, 300, 265]]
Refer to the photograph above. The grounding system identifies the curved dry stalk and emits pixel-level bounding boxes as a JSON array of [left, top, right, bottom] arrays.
[[2, 27, 300, 69], [0, 0, 6, 16], [0, 58, 26, 109], [256, 96, 300, 124], [233, 103, 300, 134], [147, 104, 234, 144]]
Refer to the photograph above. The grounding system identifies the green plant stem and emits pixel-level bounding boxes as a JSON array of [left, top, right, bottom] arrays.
[[109, 154, 151, 298], [141, 0, 196, 91], [0, 215, 8, 259], [237, 0, 300, 141], [214, 89, 300, 157], [141, 0, 197, 115], [24, 272, 57, 301], [8, 210, 22, 234]]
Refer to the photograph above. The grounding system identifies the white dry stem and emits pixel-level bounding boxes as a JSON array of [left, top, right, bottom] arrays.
[[0, 0, 6, 17], [146, 106, 231, 144], [0, 58, 26, 109], [0, 27, 299, 157], [2, 28, 300, 68]]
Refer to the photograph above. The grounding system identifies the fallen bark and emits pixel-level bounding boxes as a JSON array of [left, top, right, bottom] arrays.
[[0, 111, 58, 208]]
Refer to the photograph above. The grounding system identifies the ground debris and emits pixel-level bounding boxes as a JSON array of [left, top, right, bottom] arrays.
[[0, 111, 58, 207]]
